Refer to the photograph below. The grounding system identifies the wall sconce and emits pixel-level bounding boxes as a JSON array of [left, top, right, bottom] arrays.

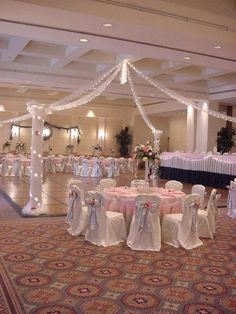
[[11, 125, 20, 137], [71, 128, 78, 138], [98, 129, 105, 140]]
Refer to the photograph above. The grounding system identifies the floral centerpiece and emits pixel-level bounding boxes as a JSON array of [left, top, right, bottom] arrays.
[[134, 141, 160, 181], [15, 141, 26, 153], [134, 141, 160, 161], [92, 144, 102, 157]]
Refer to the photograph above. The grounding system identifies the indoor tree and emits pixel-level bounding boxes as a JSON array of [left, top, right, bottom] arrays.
[[115, 126, 132, 157], [217, 126, 236, 154]]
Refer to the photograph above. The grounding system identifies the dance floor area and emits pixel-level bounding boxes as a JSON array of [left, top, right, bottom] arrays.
[[0, 174, 235, 313]]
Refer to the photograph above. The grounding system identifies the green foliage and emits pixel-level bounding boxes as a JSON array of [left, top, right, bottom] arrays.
[[114, 127, 132, 157], [217, 127, 236, 154]]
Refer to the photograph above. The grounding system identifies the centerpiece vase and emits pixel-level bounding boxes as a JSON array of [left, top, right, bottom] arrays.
[[144, 159, 149, 181]]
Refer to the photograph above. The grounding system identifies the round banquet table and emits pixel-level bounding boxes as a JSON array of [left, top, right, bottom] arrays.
[[103, 186, 185, 230]]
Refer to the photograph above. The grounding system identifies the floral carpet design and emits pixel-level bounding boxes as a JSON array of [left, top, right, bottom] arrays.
[[0, 209, 235, 313]]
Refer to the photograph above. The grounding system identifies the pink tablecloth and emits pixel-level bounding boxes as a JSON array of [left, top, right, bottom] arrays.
[[103, 186, 185, 229]]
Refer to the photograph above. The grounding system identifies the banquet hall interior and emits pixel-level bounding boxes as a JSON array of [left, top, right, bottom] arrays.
[[0, 0, 236, 313]]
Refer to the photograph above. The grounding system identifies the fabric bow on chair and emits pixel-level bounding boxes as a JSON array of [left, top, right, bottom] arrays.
[[127, 195, 161, 251], [66, 185, 87, 236], [85, 196, 101, 230], [91, 158, 102, 177]]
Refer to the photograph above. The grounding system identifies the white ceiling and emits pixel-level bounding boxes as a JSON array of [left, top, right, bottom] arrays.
[[0, 0, 236, 118]]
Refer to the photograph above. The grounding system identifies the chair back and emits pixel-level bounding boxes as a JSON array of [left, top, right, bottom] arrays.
[[134, 195, 160, 232], [80, 158, 90, 176], [91, 158, 102, 177], [131, 179, 148, 188], [85, 191, 106, 232], [165, 180, 183, 191], [66, 185, 83, 225], [106, 158, 116, 177], [12, 158, 22, 177], [179, 193, 202, 248], [99, 178, 117, 191], [127, 194, 161, 251], [192, 184, 206, 209]]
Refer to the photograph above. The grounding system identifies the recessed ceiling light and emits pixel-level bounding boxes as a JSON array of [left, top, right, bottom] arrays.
[[103, 23, 113, 27], [184, 56, 191, 60], [214, 45, 222, 49], [80, 38, 88, 42]]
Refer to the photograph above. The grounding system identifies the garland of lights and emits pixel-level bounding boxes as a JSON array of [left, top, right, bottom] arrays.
[[51, 63, 122, 111], [10, 122, 82, 143], [127, 61, 236, 124], [1, 59, 236, 125], [48, 62, 121, 111], [127, 67, 162, 135]]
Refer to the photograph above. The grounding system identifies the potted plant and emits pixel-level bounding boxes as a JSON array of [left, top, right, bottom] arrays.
[[2, 141, 11, 152], [115, 127, 132, 157], [66, 144, 74, 154], [217, 127, 236, 154]]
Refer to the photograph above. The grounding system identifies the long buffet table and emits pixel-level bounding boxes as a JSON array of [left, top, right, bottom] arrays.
[[160, 152, 236, 188]]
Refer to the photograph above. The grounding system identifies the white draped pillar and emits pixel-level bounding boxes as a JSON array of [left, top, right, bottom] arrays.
[[186, 105, 195, 152], [195, 101, 209, 153], [22, 101, 47, 215]]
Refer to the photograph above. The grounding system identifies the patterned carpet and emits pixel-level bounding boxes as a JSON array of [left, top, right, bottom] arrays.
[[0, 208, 235, 314]]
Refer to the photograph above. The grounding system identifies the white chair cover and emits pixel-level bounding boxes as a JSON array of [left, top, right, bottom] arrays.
[[130, 179, 148, 188], [227, 181, 236, 219], [198, 189, 219, 238], [12, 158, 22, 177], [91, 158, 102, 177], [106, 158, 116, 177], [46, 156, 56, 173], [191, 184, 206, 210], [114, 159, 120, 176], [1, 158, 9, 176], [97, 178, 117, 192], [85, 191, 127, 247], [162, 193, 203, 249], [165, 180, 183, 191], [127, 195, 161, 251], [80, 159, 91, 177], [67, 179, 85, 204], [66, 185, 87, 236]]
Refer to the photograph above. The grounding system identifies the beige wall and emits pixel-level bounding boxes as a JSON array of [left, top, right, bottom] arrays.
[[168, 115, 187, 151]]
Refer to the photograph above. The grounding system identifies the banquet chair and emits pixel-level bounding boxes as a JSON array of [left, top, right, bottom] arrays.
[[85, 191, 127, 247], [191, 184, 206, 210], [66, 185, 87, 236], [11, 158, 23, 177], [0, 158, 13, 176], [91, 158, 102, 177], [130, 179, 148, 188], [165, 180, 183, 191], [127, 195, 161, 251], [80, 158, 92, 177], [162, 193, 203, 249], [105, 158, 116, 177], [67, 179, 85, 205], [198, 189, 220, 238], [227, 181, 236, 219], [97, 178, 117, 192]]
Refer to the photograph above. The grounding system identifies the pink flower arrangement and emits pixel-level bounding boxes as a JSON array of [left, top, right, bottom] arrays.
[[134, 141, 160, 161]]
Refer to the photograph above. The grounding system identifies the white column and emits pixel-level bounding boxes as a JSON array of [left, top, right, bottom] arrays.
[[22, 101, 47, 215], [186, 105, 195, 152], [195, 101, 209, 153]]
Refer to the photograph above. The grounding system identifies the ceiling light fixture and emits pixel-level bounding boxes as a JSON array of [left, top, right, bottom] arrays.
[[184, 56, 191, 60], [103, 23, 113, 27], [80, 38, 88, 42], [214, 45, 222, 49]]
